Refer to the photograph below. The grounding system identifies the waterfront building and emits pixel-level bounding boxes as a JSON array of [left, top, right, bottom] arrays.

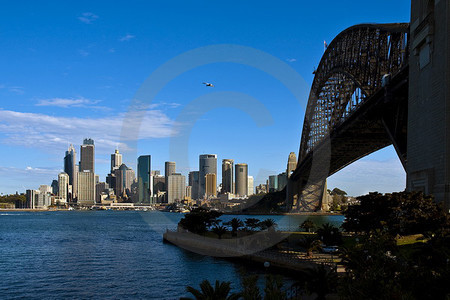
[[199, 154, 217, 199], [205, 173, 217, 198], [79, 138, 95, 173], [111, 149, 122, 172], [268, 175, 278, 193], [138, 155, 152, 203], [248, 176, 254, 196], [287, 152, 297, 178], [106, 173, 116, 194], [95, 182, 108, 203], [64, 144, 77, 197], [167, 173, 186, 203], [165, 161, 176, 189], [188, 171, 199, 200], [277, 172, 288, 191], [58, 172, 69, 203], [153, 175, 166, 194], [151, 170, 160, 176], [77, 171, 96, 205], [115, 164, 135, 198], [51, 179, 58, 195], [222, 159, 234, 194], [235, 163, 248, 197], [25, 189, 38, 209], [186, 186, 192, 200]]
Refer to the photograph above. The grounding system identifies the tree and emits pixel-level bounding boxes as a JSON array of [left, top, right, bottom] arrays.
[[298, 235, 322, 257], [343, 191, 450, 237], [316, 223, 342, 246], [224, 218, 244, 237], [331, 188, 347, 196], [182, 280, 241, 300], [212, 225, 228, 239], [240, 274, 262, 300], [302, 265, 337, 300], [245, 218, 261, 231], [178, 208, 223, 234], [263, 275, 286, 300], [300, 218, 316, 233], [259, 219, 277, 231]]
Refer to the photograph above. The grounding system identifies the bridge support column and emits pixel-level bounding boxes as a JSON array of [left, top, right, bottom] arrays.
[[287, 178, 329, 212], [408, 0, 450, 209]]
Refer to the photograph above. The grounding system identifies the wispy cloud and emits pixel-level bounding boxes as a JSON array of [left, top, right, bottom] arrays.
[[0, 84, 25, 94], [0, 109, 177, 153], [78, 12, 98, 24], [119, 34, 135, 42], [286, 58, 297, 63], [78, 49, 90, 57], [36, 97, 100, 108]]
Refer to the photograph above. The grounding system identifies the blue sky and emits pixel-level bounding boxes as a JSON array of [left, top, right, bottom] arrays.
[[0, 0, 411, 196]]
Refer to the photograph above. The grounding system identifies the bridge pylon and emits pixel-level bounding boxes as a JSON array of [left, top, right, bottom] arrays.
[[407, 0, 450, 209]]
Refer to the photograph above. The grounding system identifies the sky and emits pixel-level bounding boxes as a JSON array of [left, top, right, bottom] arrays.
[[0, 0, 411, 196]]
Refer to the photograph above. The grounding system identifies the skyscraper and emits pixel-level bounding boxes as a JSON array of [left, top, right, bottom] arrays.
[[111, 149, 122, 172], [287, 152, 297, 178], [269, 175, 278, 193], [138, 155, 152, 203], [277, 172, 287, 191], [248, 176, 254, 196], [77, 171, 95, 205], [199, 154, 217, 199], [167, 173, 186, 203], [80, 138, 95, 173], [205, 173, 217, 198], [222, 159, 234, 194], [188, 171, 199, 200], [235, 163, 248, 197], [115, 164, 135, 198], [64, 144, 77, 197], [58, 172, 69, 203]]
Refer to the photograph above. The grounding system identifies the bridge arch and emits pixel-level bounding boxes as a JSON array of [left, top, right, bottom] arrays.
[[290, 23, 409, 211]]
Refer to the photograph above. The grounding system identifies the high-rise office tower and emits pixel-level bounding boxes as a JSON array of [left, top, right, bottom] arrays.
[[205, 173, 217, 198], [222, 159, 234, 194], [77, 171, 95, 205], [235, 163, 248, 197], [277, 172, 287, 191], [111, 149, 122, 172], [167, 173, 186, 203], [287, 152, 297, 178], [269, 175, 278, 193], [199, 154, 217, 199], [80, 138, 95, 173], [58, 172, 69, 203], [51, 179, 59, 195], [64, 144, 77, 196], [138, 155, 152, 203], [188, 171, 199, 200], [248, 176, 254, 196], [115, 164, 135, 198]]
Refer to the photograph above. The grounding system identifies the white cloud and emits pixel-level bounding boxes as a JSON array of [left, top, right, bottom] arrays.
[[0, 109, 178, 154], [36, 97, 100, 108], [119, 34, 135, 42], [286, 58, 297, 63], [78, 12, 98, 24]]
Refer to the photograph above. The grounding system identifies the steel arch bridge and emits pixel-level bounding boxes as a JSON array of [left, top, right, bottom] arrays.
[[288, 23, 410, 212]]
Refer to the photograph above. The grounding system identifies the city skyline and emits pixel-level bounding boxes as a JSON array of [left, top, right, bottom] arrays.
[[0, 0, 410, 196]]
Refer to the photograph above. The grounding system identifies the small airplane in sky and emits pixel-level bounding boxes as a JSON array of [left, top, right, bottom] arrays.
[[202, 82, 214, 87]]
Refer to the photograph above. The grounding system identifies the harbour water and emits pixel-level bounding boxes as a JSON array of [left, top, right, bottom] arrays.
[[0, 211, 344, 299]]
